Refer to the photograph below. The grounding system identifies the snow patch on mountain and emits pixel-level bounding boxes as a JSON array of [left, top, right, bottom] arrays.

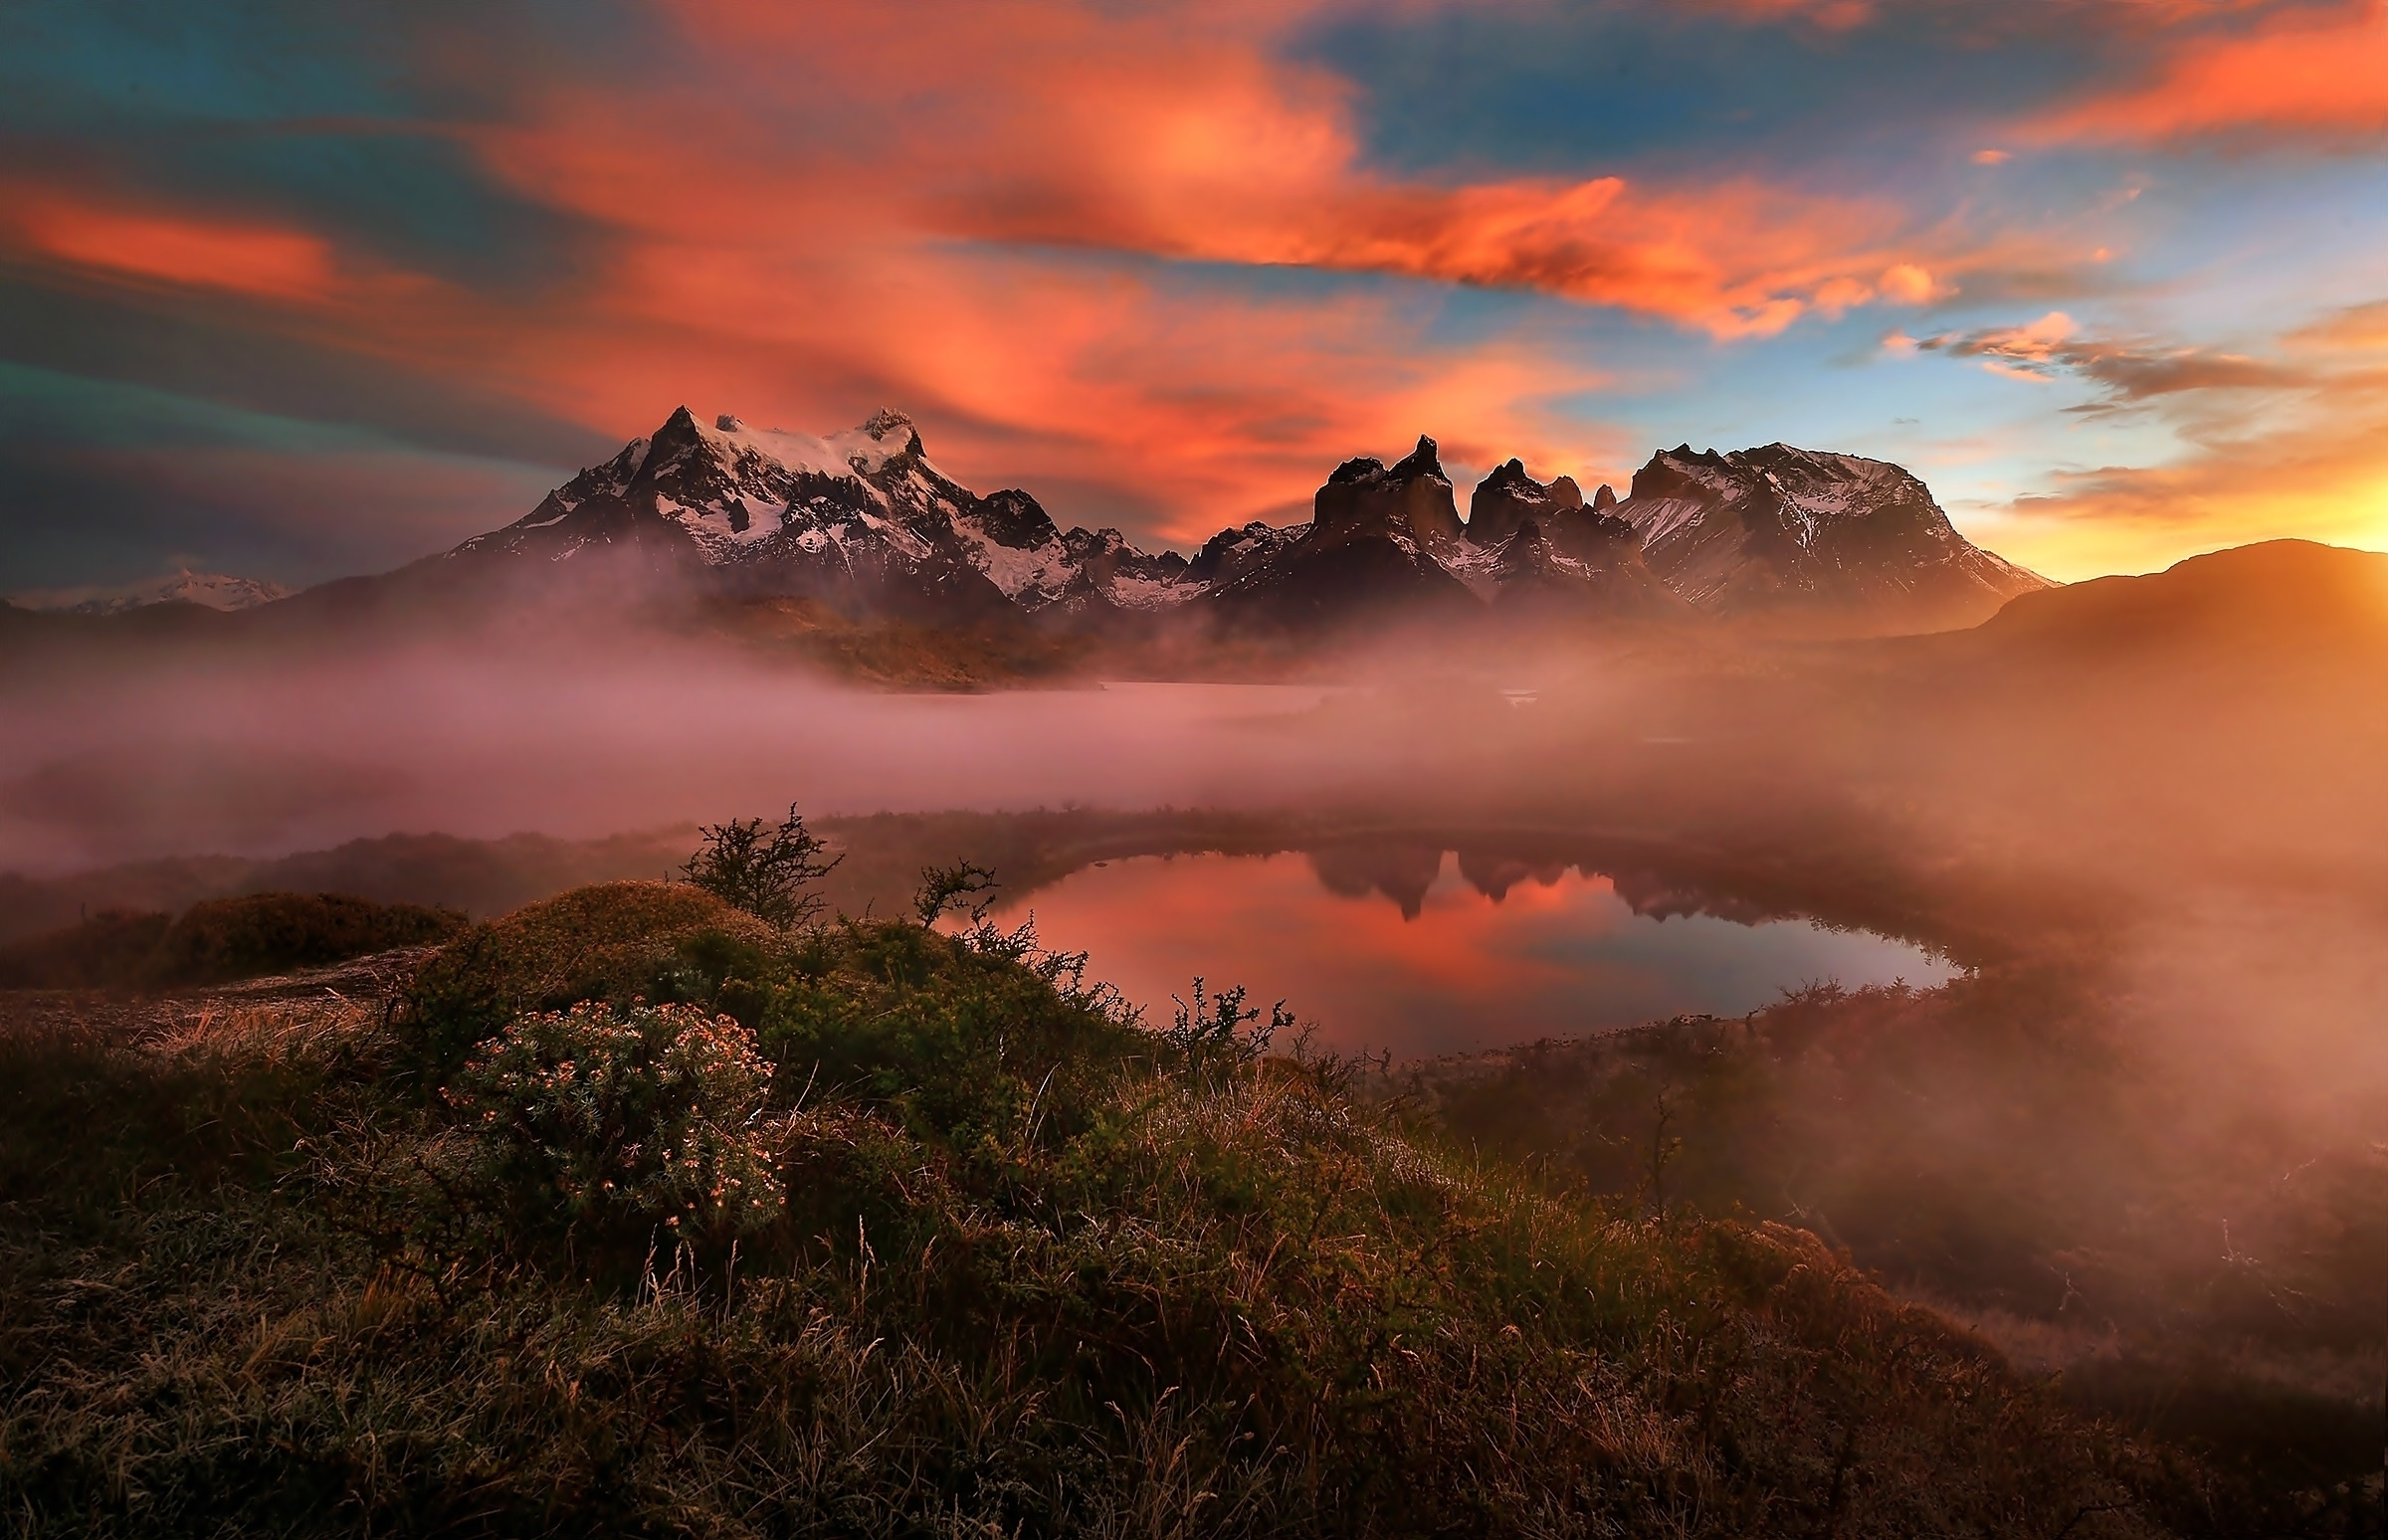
[[450, 406, 1197, 620], [16, 570, 294, 615], [427, 407, 2045, 638], [1614, 443, 2050, 623]]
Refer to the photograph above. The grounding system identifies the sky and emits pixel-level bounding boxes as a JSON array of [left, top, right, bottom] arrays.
[[4, 0, 2387, 592]]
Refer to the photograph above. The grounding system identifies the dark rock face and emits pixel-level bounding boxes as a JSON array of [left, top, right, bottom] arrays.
[[1615, 443, 2049, 629], [1194, 434, 1496, 634], [975, 489, 1062, 549], [1452, 458, 1680, 619], [1469, 459, 1590, 548], [1203, 522, 1480, 635], [1313, 436, 1464, 555], [1490, 514, 1683, 619], [1591, 483, 1618, 512], [1187, 521, 1303, 589], [1034, 528, 1194, 627]]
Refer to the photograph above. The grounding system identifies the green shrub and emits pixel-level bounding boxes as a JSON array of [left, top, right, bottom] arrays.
[[140, 891, 465, 987], [400, 881, 781, 1081], [759, 915, 1139, 1156], [0, 894, 462, 991], [437, 1001, 783, 1265], [681, 802, 840, 928]]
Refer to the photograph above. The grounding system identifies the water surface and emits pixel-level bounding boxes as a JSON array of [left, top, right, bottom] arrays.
[[994, 849, 1957, 1059]]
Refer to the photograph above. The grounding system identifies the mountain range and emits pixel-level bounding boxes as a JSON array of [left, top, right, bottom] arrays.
[[5, 407, 2053, 649], [413, 406, 2050, 636]]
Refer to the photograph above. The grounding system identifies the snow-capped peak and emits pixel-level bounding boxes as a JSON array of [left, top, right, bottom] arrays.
[[1616, 441, 2048, 620], [693, 406, 932, 481], [13, 569, 294, 615], [451, 405, 1201, 621]]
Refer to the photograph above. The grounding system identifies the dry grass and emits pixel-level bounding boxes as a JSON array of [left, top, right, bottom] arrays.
[[0, 902, 2242, 1538]]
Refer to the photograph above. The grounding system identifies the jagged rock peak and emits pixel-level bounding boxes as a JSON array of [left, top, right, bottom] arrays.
[[1592, 483, 1618, 512], [859, 408, 924, 457], [1468, 457, 1579, 547], [975, 488, 1061, 549], [1315, 435, 1463, 551], [1630, 442, 1925, 507], [1391, 435, 1446, 481], [1327, 435, 1447, 488], [1186, 519, 1302, 587]]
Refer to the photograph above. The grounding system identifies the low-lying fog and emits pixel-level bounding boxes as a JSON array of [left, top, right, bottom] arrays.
[[10, 609, 2385, 1123], [6, 595, 2388, 1450], [0, 643, 1389, 873]]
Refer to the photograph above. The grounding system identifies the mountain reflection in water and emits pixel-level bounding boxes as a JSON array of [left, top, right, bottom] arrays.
[[988, 848, 1956, 1059]]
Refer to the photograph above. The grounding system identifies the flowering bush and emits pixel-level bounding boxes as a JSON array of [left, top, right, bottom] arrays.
[[445, 1001, 784, 1251], [401, 881, 782, 1082]]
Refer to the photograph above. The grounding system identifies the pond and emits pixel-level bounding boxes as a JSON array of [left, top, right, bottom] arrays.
[[990, 848, 1959, 1059]]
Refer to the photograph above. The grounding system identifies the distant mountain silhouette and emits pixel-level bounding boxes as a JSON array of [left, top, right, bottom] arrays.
[[1969, 539, 2388, 659], [5, 409, 2070, 653], [320, 408, 2053, 641]]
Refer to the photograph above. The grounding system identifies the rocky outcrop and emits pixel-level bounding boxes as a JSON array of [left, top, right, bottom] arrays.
[[1313, 437, 1466, 556], [1490, 510, 1684, 619], [1616, 443, 2049, 629], [1201, 517, 1478, 635], [1196, 437, 1484, 633], [1467, 459, 1586, 548]]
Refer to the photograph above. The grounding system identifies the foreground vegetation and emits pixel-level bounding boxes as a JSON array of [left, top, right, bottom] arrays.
[[0, 870, 2241, 1537], [0, 891, 465, 991], [1403, 975, 2388, 1524]]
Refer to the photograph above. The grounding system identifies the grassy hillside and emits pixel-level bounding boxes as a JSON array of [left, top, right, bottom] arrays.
[[0, 891, 465, 990], [1399, 972, 2388, 1519], [0, 882, 2224, 1537]]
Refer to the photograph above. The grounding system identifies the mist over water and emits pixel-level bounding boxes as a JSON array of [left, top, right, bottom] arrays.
[[7, 593, 2388, 1147], [7, 573, 2388, 1485], [0, 645, 1375, 873]]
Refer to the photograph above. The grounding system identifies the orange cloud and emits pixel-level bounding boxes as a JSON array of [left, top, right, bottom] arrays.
[[485, 230, 1626, 547], [1996, 429, 2388, 578], [486, 0, 1956, 341], [9, 197, 342, 303], [1918, 310, 2313, 407], [379, 0, 1995, 538], [0, 0, 2110, 561], [2034, 0, 2388, 142], [2291, 298, 2388, 351], [948, 165, 1931, 339]]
